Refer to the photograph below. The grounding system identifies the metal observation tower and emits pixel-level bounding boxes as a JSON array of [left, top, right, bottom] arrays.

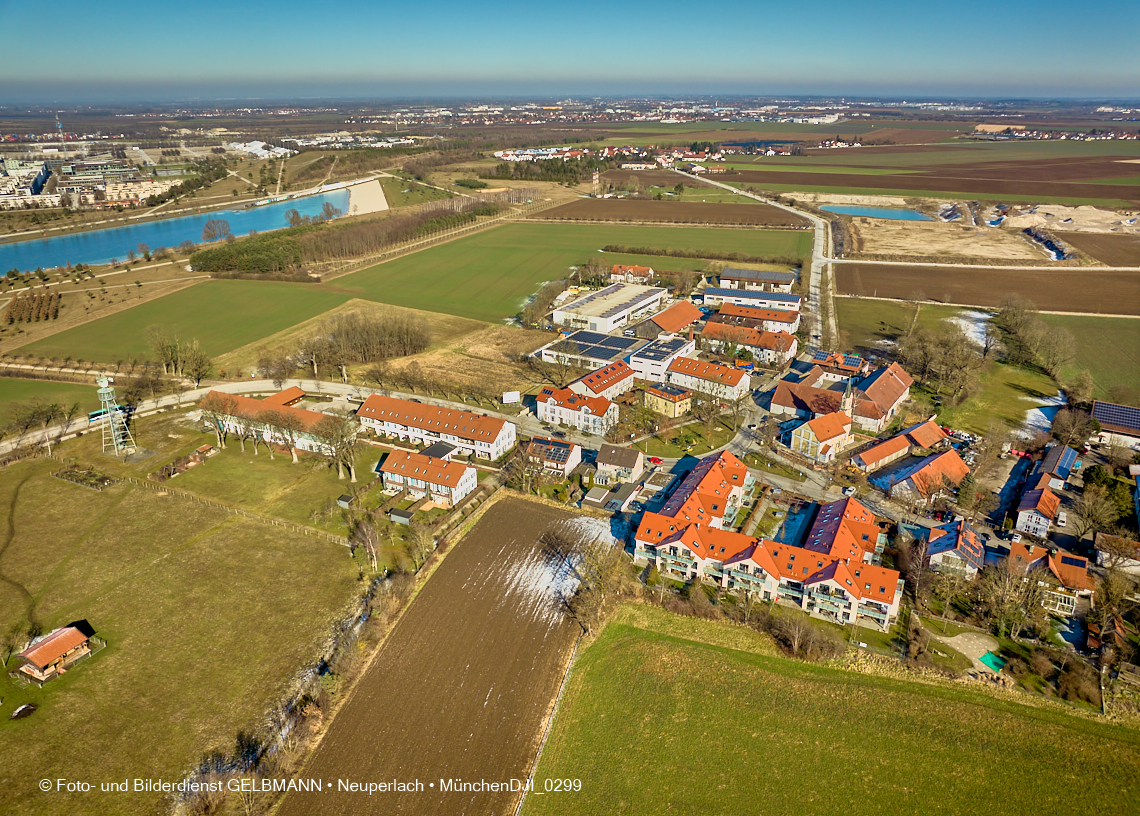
[[96, 376, 135, 456]]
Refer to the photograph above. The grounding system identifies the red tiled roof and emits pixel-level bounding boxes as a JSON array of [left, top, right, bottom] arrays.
[[379, 450, 471, 488], [803, 497, 881, 561], [772, 378, 843, 415], [18, 627, 89, 670], [646, 384, 691, 403], [574, 361, 634, 396], [805, 411, 851, 443], [904, 419, 946, 449], [1049, 552, 1094, 592], [650, 300, 703, 333], [358, 395, 508, 442], [667, 356, 746, 387], [702, 322, 796, 352], [907, 450, 970, 497], [205, 391, 327, 433], [540, 387, 613, 417], [858, 363, 913, 412], [611, 264, 653, 277], [661, 451, 748, 525], [854, 435, 910, 467], [262, 386, 306, 406], [716, 304, 799, 323], [1018, 487, 1060, 519]]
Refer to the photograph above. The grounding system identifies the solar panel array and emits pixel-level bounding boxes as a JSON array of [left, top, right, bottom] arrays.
[[1093, 401, 1140, 432], [1060, 555, 1086, 568], [634, 338, 689, 362], [554, 331, 646, 362], [532, 439, 573, 463]]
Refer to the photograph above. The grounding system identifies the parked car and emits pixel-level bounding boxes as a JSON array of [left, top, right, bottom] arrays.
[[1056, 511, 1068, 528], [842, 486, 857, 497], [648, 456, 663, 465], [552, 430, 566, 438], [1009, 532, 1023, 544]]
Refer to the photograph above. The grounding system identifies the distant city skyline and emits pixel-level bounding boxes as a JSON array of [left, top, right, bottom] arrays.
[[2, 0, 1136, 103]]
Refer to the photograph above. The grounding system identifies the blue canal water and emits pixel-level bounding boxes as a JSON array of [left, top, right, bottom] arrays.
[[0, 189, 351, 272], [820, 205, 933, 221]]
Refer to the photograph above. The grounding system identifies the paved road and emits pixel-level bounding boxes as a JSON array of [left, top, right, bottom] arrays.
[[673, 170, 837, 350]]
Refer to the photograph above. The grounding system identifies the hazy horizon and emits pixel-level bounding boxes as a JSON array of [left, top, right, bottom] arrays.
[[2, 0, 1136, 104]]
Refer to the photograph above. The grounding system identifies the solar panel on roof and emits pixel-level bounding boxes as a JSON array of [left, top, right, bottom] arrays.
[[1093, 402, 1140, 431], [572, 331, 608, 345], [1060, 555, 1085, 568], [843, 355, 863, 366]]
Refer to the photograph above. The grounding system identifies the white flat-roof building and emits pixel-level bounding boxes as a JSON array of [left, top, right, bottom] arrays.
[[629, 337, 697, 381], [552, 284, 668, 333], [701, 288, 802, 312]]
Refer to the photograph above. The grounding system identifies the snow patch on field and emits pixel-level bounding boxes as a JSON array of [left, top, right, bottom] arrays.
[[944, 309, 993, 346], [1016, 390, 1066, 439], [502, 546, 580, 627]]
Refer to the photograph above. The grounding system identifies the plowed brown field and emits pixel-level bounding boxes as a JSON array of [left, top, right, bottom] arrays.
[[535, 198, 809, 227], [277, 498, 585, 816], [724, 167, 1139, 203], [1056, 231, 1140, 267], [601, 169, 715, 187], [835, 263, 1140, 314]]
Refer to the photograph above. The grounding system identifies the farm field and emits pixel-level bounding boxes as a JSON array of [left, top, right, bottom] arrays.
[[834, 297, 969, 356], [534, 198, 810, 227], [522, 614, 1140, 816], [1057, 231, 1140, 267], [1040, 313, 1140, 400], [17, 280, 350, 365], [0, 376, 103, 417], [335, 223, 812, 323], [834, 263, 1140, 315], [0, 457, 358, 816], [276, 496, 582, 816]]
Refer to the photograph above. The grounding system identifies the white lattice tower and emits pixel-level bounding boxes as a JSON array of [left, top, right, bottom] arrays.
[[96, 376, 135, 456]]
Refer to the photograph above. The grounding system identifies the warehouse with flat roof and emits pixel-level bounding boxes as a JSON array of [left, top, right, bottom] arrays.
[[552, 283, 669, 333]]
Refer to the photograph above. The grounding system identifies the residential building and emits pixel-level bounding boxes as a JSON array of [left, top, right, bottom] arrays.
[[851, 419, 947, 473], [537, 330, 650, 371], [610, 264, 654, 284], [629, 337, 697, 380], [771, 362, 912, 433], [203, 388, 347, 454], [357, 395, 516, 460], [643, 382, 692, 418], [378, 450, 478, 507], [525, 437, 583, 477], [1016, 484, 1060, 538], [583, 482, 640, 513], [666, 357, 750, 401], [537, 388, 619, 435], [15, 620, 96, 685], [660, 451, 751, 529], [595, 444, 646, 485], [701, 288, 802, 312], [809, 350, 871, 378], [1095, 532, 1140, 577], [790, 411, 851, 463], [802, 497, 888, 565], [1006, 541, 1095, 616], [706, 302, 801, 334], [1032, 444, 1078, 491], [701, 322, 798, 366], [1091, 401, 1140, 450], [718, 267, 796, 293], [927, 519, 986, 579], [552, 283, 668, 333], [636, 300, 704, 338], [568, 361, 636, 401], [885, 450, 971, 503]]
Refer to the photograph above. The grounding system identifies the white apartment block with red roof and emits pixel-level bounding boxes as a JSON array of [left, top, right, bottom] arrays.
[[536, 387, 620, 435], [356, 395, 516, 460], [666, 357, 750, 401], [379, 450, 478, 507], [567, 361, 636, 401]]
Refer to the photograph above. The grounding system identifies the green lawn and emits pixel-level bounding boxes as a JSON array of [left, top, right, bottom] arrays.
[[1039, 313, 1140, 399], [335, 222, 811, 323], [636, 419, 736, 458], [934, 362, 1058, 435], [835, 297, 969, 354], [378, 175, 453, 208], [18, 280, 350, 365], [524, 612, 1140, 816], [0, 458, 358, 816], [0, 377, 104, 418]]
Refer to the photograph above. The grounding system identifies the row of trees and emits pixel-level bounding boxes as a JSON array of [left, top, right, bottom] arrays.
[[145, 326, 214, 385], [994, 296, 1076, 378], [4, 291, 61, 323], [294, 311, 431, 380], [188, 199, 506, 276], [198, 393, 360, 480]]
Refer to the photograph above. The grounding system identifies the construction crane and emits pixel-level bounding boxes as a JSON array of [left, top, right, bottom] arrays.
[[55, 113, 63, 138]]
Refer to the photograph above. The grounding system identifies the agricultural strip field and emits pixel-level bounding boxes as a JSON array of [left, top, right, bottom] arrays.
[[334, 223, 813, 323], [0, 457, 358, 816], [0, 376, 103, 416], [18, 280, 351, 365], [834, 264, 1140, 315], [533, 198, 810, 227], [834, 297, 969, 355], [1057, 231, 1140, 267], [523, 616, 1140, 816], [277, 496, 583, 816], [1040, 313, 1140, 400]]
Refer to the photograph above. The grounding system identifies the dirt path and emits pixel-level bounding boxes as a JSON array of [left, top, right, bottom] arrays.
[[277, 498, 583, 816], [0, 471, 38, 626]]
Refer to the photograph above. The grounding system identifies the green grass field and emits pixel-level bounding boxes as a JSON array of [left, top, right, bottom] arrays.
[[334, 222, 811, 323], [835, 297, 968, 352], [378, 175, 453, 208], [0, 457, 358, 816], [1040, 314, 1140, 399], [523, 611, 1140, 816], [0, 377, 104, 418], [18, 280, 351, 365]]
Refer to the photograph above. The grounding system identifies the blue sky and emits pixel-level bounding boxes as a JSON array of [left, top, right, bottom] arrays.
[[1, 0, 1136, 101]]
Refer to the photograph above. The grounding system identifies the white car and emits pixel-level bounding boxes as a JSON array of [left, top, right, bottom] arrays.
[[1056, 511, 1067, 528], [1009, 532, 1023, 544]]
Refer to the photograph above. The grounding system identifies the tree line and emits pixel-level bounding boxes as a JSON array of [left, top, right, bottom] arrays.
[[189, 200, 504, 276], [146, 326, 214, 386], [601, 244, 804, 265], [290, 311, 432, 381]]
